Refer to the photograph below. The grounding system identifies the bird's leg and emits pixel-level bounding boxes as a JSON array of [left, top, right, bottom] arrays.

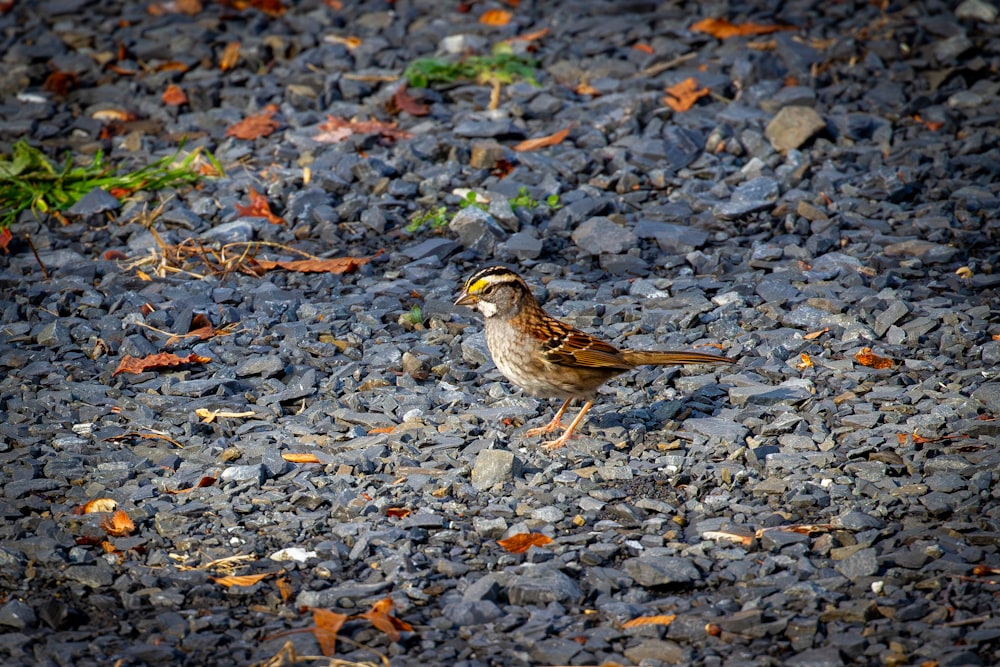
[[525, 399, 572, 437], [542, 400, 594, 451]]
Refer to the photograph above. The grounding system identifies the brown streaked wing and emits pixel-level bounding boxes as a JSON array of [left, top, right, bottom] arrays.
[[542, 327, 633, 370]]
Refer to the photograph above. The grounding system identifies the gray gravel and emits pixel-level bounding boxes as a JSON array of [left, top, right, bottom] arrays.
[[2, 0, 1000, 666]]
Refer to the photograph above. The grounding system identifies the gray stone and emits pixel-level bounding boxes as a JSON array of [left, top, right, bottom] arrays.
[[65, 186, 120, 216], [623, 555, 700, 587], [883, 239, 959, 263], [442, 599, 501, 626], [471, 449, 520, 490], [874, 300, 910, 337], [401, 237, 459, 260], [0, 600, 36, 630], [765, 106, 826, 152], [503, 231, 543, 260], [450, 207, 506, 255], [956, 0, 998, 22], [203, 220, 254, 244], [219, 464, 266, 485], [571, 216, 637, 255], [834, 547, 878, 579], [634, 220, 708, 253], [235, 355, 285, 378], [506, 567, 581, 605]]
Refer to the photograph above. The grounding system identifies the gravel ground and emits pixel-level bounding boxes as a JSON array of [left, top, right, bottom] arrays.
[[2, 0, 1000, 666]]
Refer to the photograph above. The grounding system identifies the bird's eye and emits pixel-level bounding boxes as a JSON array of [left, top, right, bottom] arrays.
[[480, 283, 494, 295]]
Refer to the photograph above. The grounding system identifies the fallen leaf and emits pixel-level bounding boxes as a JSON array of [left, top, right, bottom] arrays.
[[797, 353, 813, 369], [165, 314, 234, 346], [664, 77, 710, 112], [498, 532, 553, 554], [691, 17, 792, 39], [391, 84, 430, 116], [803, 327, 829, 340], [913, 114, 944, 131], [235, 187, 285, 224], [220, 41, 241, 71], [44, 70, 78, 96], [92, 109, 138, 122], [163, 475, 217, 494], [755, 523, 832, 539], [386, 507, 410, 519], [75, 498, 118, 514], [575, 80, 600, 96], [212, 572, 273, 587], [623, 614, 676, 628], [510, 26, 549, 42], [367, 426, 394, 434], [226, 104, 280, 140], [112, 352, 212, 377], [162, 84, 188, 106], [854, 347, 894, 370], [315, 116, 412, 143], [196, 408, 255, 423], [632, 43, 655, 54], [0, 228, 11, 254], [514, 125, 572, 152], [101, 509, 135, 536], [281, 452, 321, 464], [253, 249, 383, 275], [313, 608, 348, 656], [480, 9, 511, 25], [276, 577, 294, 603], [955, 266, 973, 279], [701, 530, 754, 546], [358, 597, 412, 642], [323, 34, 362, 49]]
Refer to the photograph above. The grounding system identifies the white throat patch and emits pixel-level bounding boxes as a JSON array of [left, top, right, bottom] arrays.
[[477, 300, 498, 318]]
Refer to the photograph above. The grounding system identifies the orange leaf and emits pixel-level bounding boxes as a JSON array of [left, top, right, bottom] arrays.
[[226, 104, 280, 140], [622, 614, 676, 628], [854, 347, 894, 370], [803, 327, 829, 340], [797, 353, 813, 369], [0, 227, 11, 254], [212, 573, 272, 588], [313, 608, 347, 656], [691, 17, 792, 39], [44, 70, 78, 96], [386, 507, 410, 519], [480, 9, 511, 25], [510, 26, 549, 42], [164, 313, 223, 346], [358, 598, 412, 642], [220, 41, 241, 72], [664, 77, 710, 112], [276, 576, 294, 603], [315, 116, 412, 143], [913, 114, 944, 131], [514, 125, 572, 152], [632, 43, 655, 54], [235, 187, 285, 224], [367, 426, 395, 434], [283, 452, 321, 464], [498, 532, 553, 554], [78, 498, 118, 514], [163, 475, 217, 494], [101, 509, 135, 536], [155, 61, 190, 73], [162, 84, 188, 106], [112, 352, 211, 376], [253, 249, 383, 275], [392, 84, 430, 116]]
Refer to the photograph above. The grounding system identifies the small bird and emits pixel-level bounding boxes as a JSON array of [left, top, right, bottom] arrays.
[[455, 266, 737, 450]]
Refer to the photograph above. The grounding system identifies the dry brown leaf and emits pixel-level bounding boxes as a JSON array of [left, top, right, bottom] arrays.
[[691, 17, 792, 39], [913, 114, 944, 131], [756, 523, 832, 539], [797, 353, 813, 370], [220, 41, 241, 71], [324, 34, 362, 49], [480, 9, 511, 25], [75, 498, 118, 514], [212, 572, 272, 588], [44, 70, 78, 96], [253, 249, 383, 275], [391, 84, 430, 116], [498, 532, 553, 554], [632, 43, 655, 54], [514, 125, 572, 152], [163, 475, 217, 494], [575, 80, 600, 96], [276, 576, 294, 603], [162, 84, 188, 106], [235, 187, 285, 225], [854, 347, 894, 369], [358, 597, 412, 642], [664, 77, 710, 112], [622, 614, 676, 628], [226, 104, 280, 140], [281, 452, 322, 464], [315, 116, 413, 143], [101, 510, 135, 537], [196, 408, 255, 423], [92, 109, 138, 122], [367, 426, 394, 434], [386, 507, 411, 519], [803, 327, 829, 340], [112, 352, 212, 377], [701, 530, 754, 546], [510, 26, 549, 42], [312, 608, 347, 656]]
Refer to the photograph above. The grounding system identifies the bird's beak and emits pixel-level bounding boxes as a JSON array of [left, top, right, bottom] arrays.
[[455, 292, 477, 307]]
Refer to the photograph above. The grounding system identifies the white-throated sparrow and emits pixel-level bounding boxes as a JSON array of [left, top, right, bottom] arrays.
[[455, 266, 736, 450]]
